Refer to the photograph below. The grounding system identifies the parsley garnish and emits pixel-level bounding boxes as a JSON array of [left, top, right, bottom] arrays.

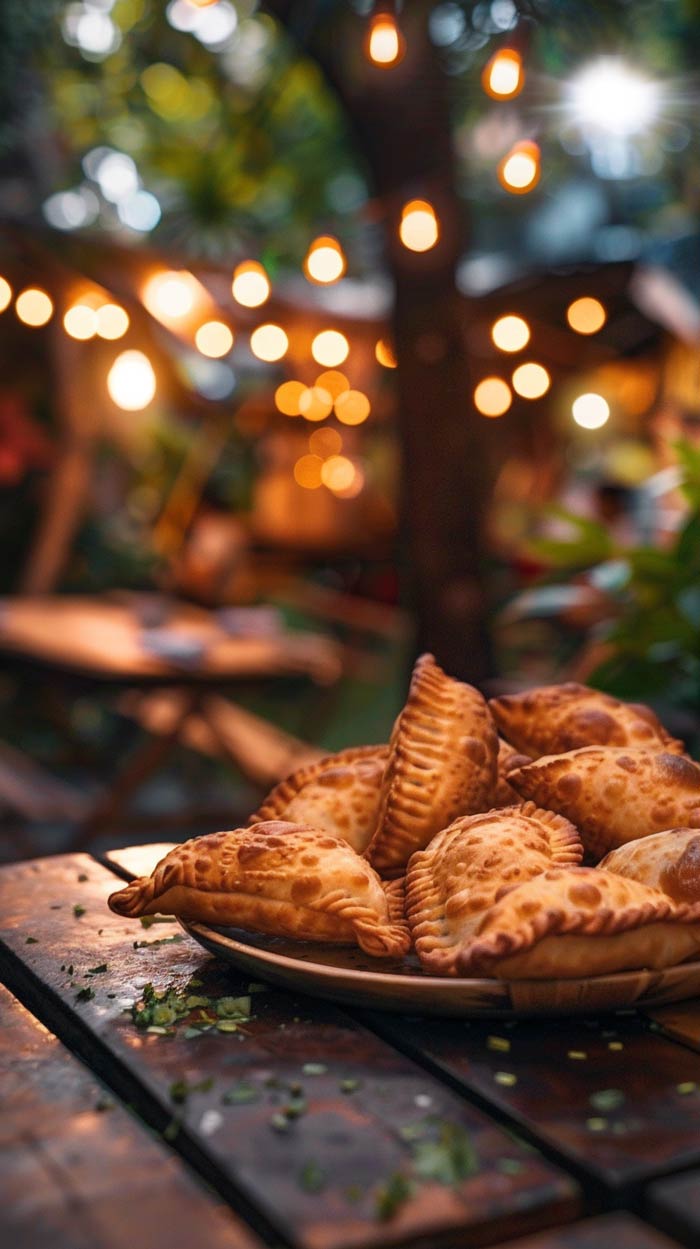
[[73, 904, 86, 918], [375, 1173, 414, 1220], [25, 936, 38, 944], [75, 986, 95, 1003], [299, 1161, 327, 1193]]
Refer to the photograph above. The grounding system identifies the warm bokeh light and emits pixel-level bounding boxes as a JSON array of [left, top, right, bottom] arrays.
[[366, 12, 405, 67], [304, 236, 346, 285], [63, 304, 98, 340], [375, 338, 397, 368], [0, 277, 12, 313], [399, 199, 439, 252], [567, 296, 607, 335], [232, 260, 270, 308], [250, 324, 288, 362], [498, 141, 541, 194], [16, 288, 53, 327], [491, 314, 530, 353], [299, 385, 333, 422], [572, 392, 610, 429], [474, 376, 512, 417], [96, 303, 129, 340], [294, 454, 324, 489], [321, 455, 357, 493], [512, 362, 551, 399], [142, 270, 199, 321], [311, 329, 349, 367], [195, 320, 234, 358], [107, 350, 156, 411], [568, 59, 659, 139], [482, 48, 523, 99], [309, 427, 343, 457], [315, 370, 349, 400], [275, 380, 306, 416], [335, 389, 371, 426]]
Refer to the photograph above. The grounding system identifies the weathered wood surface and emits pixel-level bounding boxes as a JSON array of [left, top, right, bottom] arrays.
[[647, 1169, 700, 1247], [645, 1002, 700, 1054], [0, 982, 258, 1249], [0, 854, 579, 1249], [493, 1212, 681, 1248], [366, 1011, 700, 1196]]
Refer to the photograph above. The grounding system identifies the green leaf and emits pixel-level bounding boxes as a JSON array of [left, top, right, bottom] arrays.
[[412, 1123, 479, 1185], [375, 1172, 414, 1220], [298, 1161, 327, 1193]]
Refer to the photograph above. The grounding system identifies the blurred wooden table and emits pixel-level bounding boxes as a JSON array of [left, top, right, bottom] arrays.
[[2, 844, 700, 1249]]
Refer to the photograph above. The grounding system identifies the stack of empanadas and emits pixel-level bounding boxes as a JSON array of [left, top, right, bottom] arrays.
[[108, 657, 700, 984]]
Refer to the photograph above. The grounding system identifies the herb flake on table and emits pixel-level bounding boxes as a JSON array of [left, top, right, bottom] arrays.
[[169, 1076, 214, 1104], [86, 963, 108, 976], [221, 1081, 260, 1105], [75, 986, 95, 1003], [25, 936, 38, 944], [375, 1172, 414, 1220], [299, 1161, 327, 1193], [73, 904, 86, 918]]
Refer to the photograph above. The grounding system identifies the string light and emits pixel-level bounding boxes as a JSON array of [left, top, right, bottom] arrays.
[[572, 392, 610, 429], [474, 376, 512, 417], [232, 260, 270, 308], [0, 277, 12, 313], [332, 461, 364, 498], [375, 338, 397, 368], [275, 380, 306, 416], [321, 455, 357, 492], [512, 362, 550, 399], [195, 320, 234, 358], [142, 270, 199, 321], [294, 454, 324, 489], [482, 48, 523, 100], [567, 297, 606, 335], [250, 324, 288, 362], [304, 236, 346, 285], [16, 288, 54, 327], [315, 370, 349, 400], [107, 350, 156, 411], [63, 304, 98, 340], [309, 427, 343, 457], [335, 389, 371, 426], [498, 141, 541, 194], [399, 199, 439, 252], [491, 315, 530, 353], [311, 330, 349, 367], [96, 304, 129, 340], [299, 385, 333, 422], [365, 11, 405, 67]]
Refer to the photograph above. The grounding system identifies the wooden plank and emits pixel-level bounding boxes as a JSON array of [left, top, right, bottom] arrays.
[[492, 1213, 681, 1249], [0, 982, 258, 1249], [0, 854, 579, 1249], [647, 1169, 700, 1248], [645, 1002, 700, 1055], [365, 1011, 700, 1197]]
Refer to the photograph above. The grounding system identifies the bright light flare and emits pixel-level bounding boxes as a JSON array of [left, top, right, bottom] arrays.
[[294, 454, 324, 489], [250, 324, 288, 362], [498, 141, 540, 193], [63, 304, 98, 340], [366, 13, 405, 67], [232, 260, 270, 308], [311, 330, 349, 367], [309, 428, 342, 457], [299, 386, 333, 422], [96, 304, 129, 340], [568, 58, 660, 138], [107, 350, 156, 411], [567, 297, 606, 335], [142, 270, 199, 322], [275, 380, 306, 416], [482, 48, 523, 99], [512, 362, 550, 399], [0, 277, 12, 313], [195, 320, 234, 358], [572, 392, 610, 429], [399, 199, 439, 252], [16, 288, 53, 327], [474, 376, 512, 417], [321, 455, 357, 493], [316, 370, 349, 400], [491, 314, 530, 352], [304, 236, 346, 284], [335, 389, 371, 426], [375, 338, 397, 368]]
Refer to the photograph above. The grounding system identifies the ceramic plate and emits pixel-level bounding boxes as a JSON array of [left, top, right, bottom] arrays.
[[181, 920, 700, 1017]]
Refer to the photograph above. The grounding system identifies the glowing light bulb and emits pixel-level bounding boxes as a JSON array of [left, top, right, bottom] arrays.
[[275, 380, 306, 416], [315, 370, 349, 400], [16, 288, 53, 327], [107, 350, 156, 411], [498, 141, 540, 193], [195, 320, 234, 358], [0, 277, 12, 313], [304, 236, 346, 285], [232, 260, 270, 308], [96, 304, 129, 340], [311, 330, 349, 367], [309, 427, 342, 457], [482, 48, 523, 99], [399, 199, 439, 252], [142, 270, 198, 321], [63, 304, 98, 340], [491, 314, 530, 353], [250, 324, 288, 362], [474, 376, 512, 417], [568, 58, 660, 138], [335, 389, 371, 426], [299, 386, 333, 422], [572, 392, 610, 429], [294, 454, 324, 489], [512, 362, 550, 399], [375, 338, 397, 368], [567, 297, 606, 335], [366, 12, 404, 67], [321, 455, 356, 493]]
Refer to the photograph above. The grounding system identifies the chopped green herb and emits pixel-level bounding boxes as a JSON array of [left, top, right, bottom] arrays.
[[586, 1117, 608, 1132], [340, 1078, 361, 1094], [283, 1097, 308, 1119], [216, 996, 251, 1020], [222, 1081, 260, 1105], [73, 904, 86, 918], [185, 995, 210, 1010], [169, 1076, 213, 1104], [75, 986, 95, 1003], [133, 935, 185, 948], [216, 1020, 239, 1034], [567, 1050, 587, 1060], [494, 1071, 517, 1086], [299, 1161, 327, 1193], [412, 1123, 478, 1185], [139, 915, 176, 928], [95, 1096, 114, 1112], [77, 873, 88, 882], [302, 1062, 327, 1077], [487, 1036, 510, 1053], [375, 1172, 414, 1221], [184, 1026, 211, 1039], [25, 936, 38, 944], [146, 1026, 172, 1035], [589, 1089, 625, 1113], [677, 1081, 697, 1095], [270, 1112, 290, 1133], [86, 963, 108, 976], [163, 1118, 181, 1142]]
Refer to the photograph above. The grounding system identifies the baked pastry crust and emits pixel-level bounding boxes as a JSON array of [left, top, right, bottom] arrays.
[[406, 802, 582, 974], [490, 682, 685, 759], [456, 866, 700, 979], [366, 653, 498, 876], [251, 745, 388, 854], [494, 738, 531, 807], [600, 828, 700, 904], [108, 821, 410, 958], [508, 747, 700, 861]]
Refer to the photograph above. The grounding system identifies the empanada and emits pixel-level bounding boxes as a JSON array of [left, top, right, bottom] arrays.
[[251, 745, 388, 854], [600, 828, 700, 904], [490, 682, 685, 759], [108, 821, 410, 958], [457, 867, 700, 979], [494, 738, 531, 807], [406, 802, 582, 974], [366, 653, 498, 876], [508, 747, 700, 861]]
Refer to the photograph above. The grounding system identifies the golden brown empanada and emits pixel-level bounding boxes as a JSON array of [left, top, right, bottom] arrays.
[[406, 802, 582, 974], [600, 828, 700, 904], [508, 747, 700, 861], [494, 738, 532, 807], [490, 682, 685, 759], [251, 745, 388, 854], [108, 821, 410, 958], [366, 653, 498, 876], [457, 867, 700, 979]]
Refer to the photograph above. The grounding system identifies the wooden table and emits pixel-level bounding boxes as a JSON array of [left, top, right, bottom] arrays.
[[2, 845, 700, 1249]]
